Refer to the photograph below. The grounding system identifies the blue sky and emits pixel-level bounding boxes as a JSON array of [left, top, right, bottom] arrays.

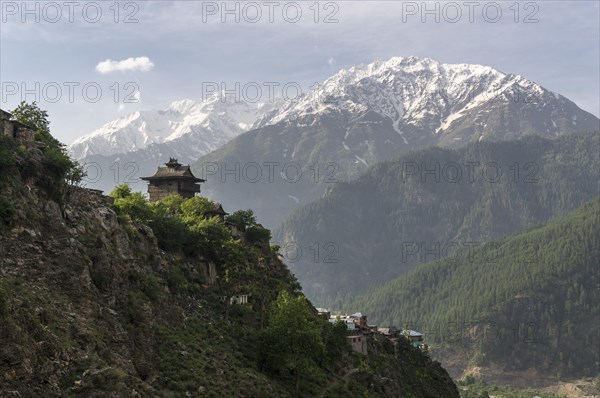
[[1, 0, 599, 144]]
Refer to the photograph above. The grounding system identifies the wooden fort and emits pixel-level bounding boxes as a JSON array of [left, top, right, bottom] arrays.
[[141, 158, 205, 202]]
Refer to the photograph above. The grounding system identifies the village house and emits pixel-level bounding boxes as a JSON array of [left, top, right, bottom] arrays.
[[343, 319, 357, 334], [378, 326, 400, 338], [347, 335, 368, 355], [141, 158, 206, 202], [349, 312, 368, 329], [1, 109, 36, 142], [403, 330, 425, 349], [323, 308, 428, 357]]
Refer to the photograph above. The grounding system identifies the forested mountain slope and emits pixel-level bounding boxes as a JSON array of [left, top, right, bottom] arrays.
[[346, 198, 600, 380], [275, 132, 600, 304]]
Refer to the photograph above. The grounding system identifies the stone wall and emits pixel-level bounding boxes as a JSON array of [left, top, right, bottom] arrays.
[[69, 186, 114, 206]]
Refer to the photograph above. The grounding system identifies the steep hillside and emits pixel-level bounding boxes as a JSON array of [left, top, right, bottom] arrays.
[[0, 110, 459, 397], [346, 198, 600, 382], [194, 56, 599, 227], [275, 132, 600, 304]]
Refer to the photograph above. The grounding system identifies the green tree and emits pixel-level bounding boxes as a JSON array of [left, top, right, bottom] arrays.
[[11, 101, 50, 133], [180, 196, 214, 224], [262, 290, 324, 397], [110, 184, 152, 223], [11, 102, 84, 195], [188, 216, 230, 256], [147, 212, 188, 252], [321, 320, 349, 365], [109, 184, 133, 199], [246, 224, 271, 244], [226, 209, 257, 230], [150, 194, 186, 216]]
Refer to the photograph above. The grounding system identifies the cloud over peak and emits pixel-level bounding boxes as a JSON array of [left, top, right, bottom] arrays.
[[96, 56, 154, 74]]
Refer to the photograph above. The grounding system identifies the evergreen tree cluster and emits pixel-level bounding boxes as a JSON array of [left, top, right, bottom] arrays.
[[346, 198, 600, 378]]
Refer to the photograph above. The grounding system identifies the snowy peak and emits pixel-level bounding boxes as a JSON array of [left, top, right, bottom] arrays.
[[254, 55, 592, 146], [68, 94, 267, 160], [167, 98, 197, 114], [71, 55, 598, 164]]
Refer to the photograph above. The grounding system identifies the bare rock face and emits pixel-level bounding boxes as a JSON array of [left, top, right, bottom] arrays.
[[43, 200, 64, 223]]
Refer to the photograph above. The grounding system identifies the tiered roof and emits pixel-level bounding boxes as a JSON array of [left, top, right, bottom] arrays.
[[141, 158, 205, 182]]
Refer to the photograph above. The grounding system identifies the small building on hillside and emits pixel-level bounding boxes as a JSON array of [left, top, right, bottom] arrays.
[[349, 312, 368, 329], [347, 335, 368, 355], [205, 203, 228, 222], [1, 109, 36, 142], [141, 158, 205, 202], [403, 329, 424, 348], [378, 326, 400, 338]]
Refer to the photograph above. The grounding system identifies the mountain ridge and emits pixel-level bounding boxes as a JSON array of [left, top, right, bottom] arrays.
[[193, 56, 599, 227], [274, 132, 600, 304], [69, 94, 269, 160]]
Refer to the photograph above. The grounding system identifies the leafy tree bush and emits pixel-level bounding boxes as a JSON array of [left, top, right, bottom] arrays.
[[109, 184, 133, 199], [0, 138, 17, 172], [10, 102, 84, 198], [11, 101, 50, 133], [187, 216, 230, 256], [227, 209, 271, 243], [110, 184, 152, 223], [246, 224, 272, 243], [226, 209, 257, 230], [261, 290, 325, 397], [180, 196, 214, 223], [151, 194, 185, 216], [110, 188, 243, 259], [147, 212, 189, 252]]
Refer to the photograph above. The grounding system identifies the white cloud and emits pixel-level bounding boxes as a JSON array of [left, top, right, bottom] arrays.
[[96, 57, 154, 74]]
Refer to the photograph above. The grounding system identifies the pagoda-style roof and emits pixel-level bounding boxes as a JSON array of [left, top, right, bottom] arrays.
[[205, 203, 228, 216], [141, 158, 205, 182]]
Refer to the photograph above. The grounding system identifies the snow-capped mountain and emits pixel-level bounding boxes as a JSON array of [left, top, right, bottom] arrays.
[[194, 56, 599, 228], [69, 94, 268, 161], [72, 56, 598, 225], [68, 94, 277, 193], [255, 56, 596, 145]]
